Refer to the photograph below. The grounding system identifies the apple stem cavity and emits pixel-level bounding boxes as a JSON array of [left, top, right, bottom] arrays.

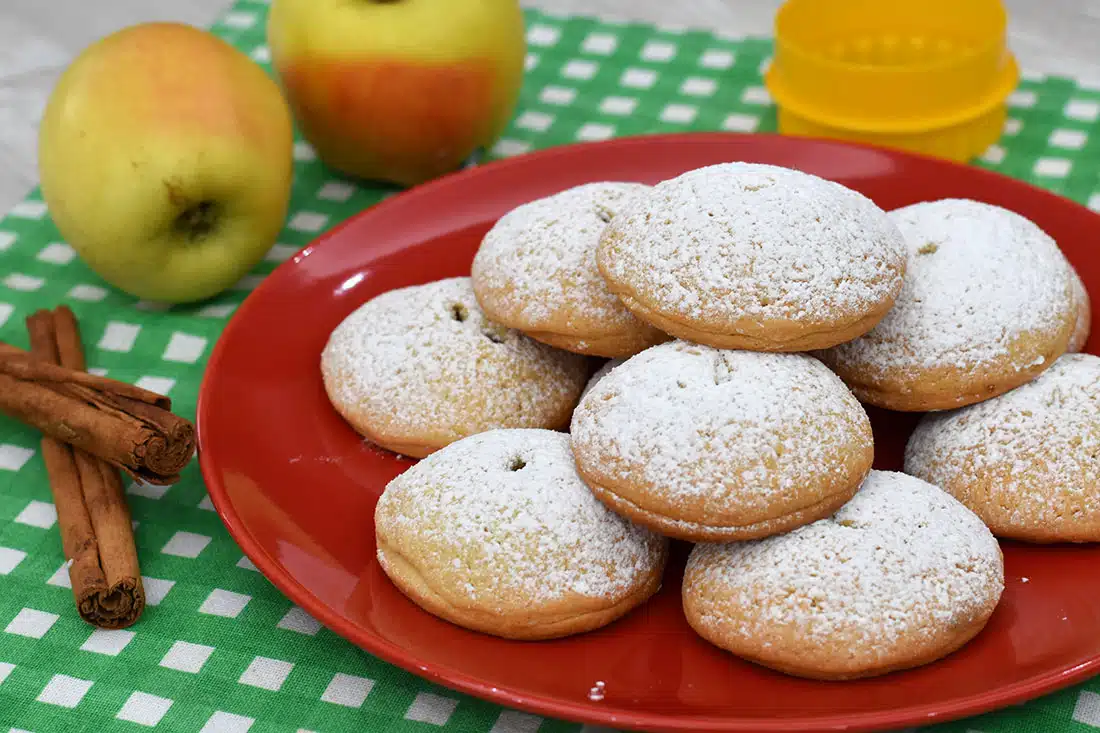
[[175, 200, 220, 242]]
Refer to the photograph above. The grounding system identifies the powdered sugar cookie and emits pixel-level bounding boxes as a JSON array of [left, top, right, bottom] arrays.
[[817, 199, 1075, 411], [321, 277, 589, 458], [683, 470, 1004, 680], [1069, 264, 1091, 353], [596, 163, 907, 351], [581, 358, 624, 399], [905, 353, 1100, 543], [375, 429, 668, 639], [472, 182, 670, 358], [570, 341, 874, 542]]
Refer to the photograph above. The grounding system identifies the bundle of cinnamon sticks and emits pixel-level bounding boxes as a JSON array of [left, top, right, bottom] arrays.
[[0, 306, 196, 629]]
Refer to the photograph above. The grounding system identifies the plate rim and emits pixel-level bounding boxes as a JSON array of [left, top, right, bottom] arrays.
[[197, 131, 1100, 733]]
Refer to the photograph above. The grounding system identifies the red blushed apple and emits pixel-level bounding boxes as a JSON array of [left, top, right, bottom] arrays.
[[267, 0, 527, 187], [37, 22, 294, 304]]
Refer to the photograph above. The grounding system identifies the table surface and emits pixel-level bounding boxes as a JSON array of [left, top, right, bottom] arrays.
[[1, 0, 1100, 214]]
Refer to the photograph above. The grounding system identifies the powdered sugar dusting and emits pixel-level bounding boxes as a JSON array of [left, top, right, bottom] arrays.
[[820, 199, 1074, 376], [597, 162, 906, 326], [685, 470, 1003, 646], [321, 277, 589, 444], [581, 358, 625, 399], [570, 341, 872, 513], [1069, 265, 1091, 353], [375, 429, 666, 607], [904, 353, 1100, 532], [472, 182, 651, 328]]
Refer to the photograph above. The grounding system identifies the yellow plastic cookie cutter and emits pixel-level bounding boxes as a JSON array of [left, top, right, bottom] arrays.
[[763, 0, 1020, 162]]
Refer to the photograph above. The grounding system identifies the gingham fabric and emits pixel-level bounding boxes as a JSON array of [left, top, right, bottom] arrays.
[[3, 2, 1100, 731]]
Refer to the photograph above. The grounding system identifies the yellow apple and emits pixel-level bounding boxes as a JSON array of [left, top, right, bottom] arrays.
[[267, 0, 526, 187], [37, 22, 294, 304]]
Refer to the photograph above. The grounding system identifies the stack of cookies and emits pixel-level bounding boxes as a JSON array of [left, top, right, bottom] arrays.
[[320, 161, 1095, 681]]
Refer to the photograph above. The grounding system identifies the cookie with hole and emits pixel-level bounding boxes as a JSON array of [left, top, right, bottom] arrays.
[[816, 199, 1076, 412], [471, 182, 670, 358], [595, 162, 908, 352], [320, 277, 590, 458], [569, 340, 874, 542], [682, 470, 1004, 681], [374, 428, 668, 640]]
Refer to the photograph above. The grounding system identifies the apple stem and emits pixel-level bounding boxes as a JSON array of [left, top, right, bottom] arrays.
[[175, 201, 219, 241]]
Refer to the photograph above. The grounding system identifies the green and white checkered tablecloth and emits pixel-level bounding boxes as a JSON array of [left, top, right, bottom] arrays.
[[2, 1, 1100, 731]]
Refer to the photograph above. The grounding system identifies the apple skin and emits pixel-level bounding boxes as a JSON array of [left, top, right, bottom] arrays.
[[37, 22, 294, 304], [267, 0, 526, 187]]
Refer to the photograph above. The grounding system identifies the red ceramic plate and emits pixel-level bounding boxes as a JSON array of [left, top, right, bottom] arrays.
[[197, 133, 1100, 733]]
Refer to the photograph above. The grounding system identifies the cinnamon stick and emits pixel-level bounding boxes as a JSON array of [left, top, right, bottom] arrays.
[[55, 308, 145, 627], [40, 439, 110, 614], [0, 353, 170, 409], [0, 318, 194, 484], [29, 307, 145, 628], [51, 307, 86, 372]]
